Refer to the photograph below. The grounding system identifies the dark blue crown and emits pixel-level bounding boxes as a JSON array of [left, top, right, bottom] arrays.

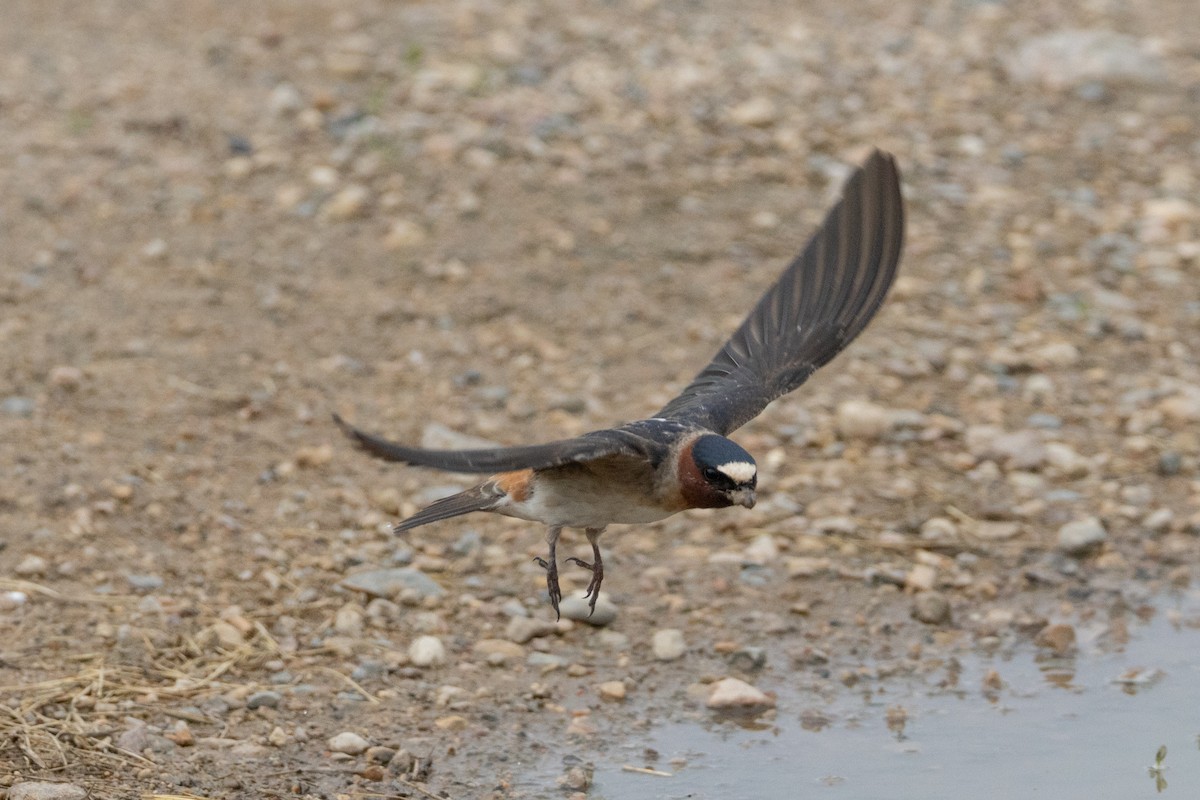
[[691, 435, 756, 469]]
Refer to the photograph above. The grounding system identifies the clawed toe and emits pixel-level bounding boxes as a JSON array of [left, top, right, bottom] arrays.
[[565, 553, 604, 614]]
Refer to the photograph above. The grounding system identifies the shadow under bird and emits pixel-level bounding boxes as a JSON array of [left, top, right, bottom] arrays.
[[335, 149, 905, 617]]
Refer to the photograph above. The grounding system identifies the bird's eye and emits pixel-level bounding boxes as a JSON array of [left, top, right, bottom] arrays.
[[702, 467, 721, 482]]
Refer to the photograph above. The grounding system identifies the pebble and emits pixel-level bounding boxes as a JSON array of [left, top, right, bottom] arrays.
[[728, 96, 778, 127], [435, 714, 468, 730], [559, 593, 618, 626], [729, 646, 768, 672], [1057, 517, 1107, 555], [527, 652, 567, 669], [558, 764, 594, 791], [334, 603, 365, 636], [905, 564, 937, 591], [1035, 623, 1077, 656], [506, 616, 558, 643], [15, 554, 48, 576], [652, 629, 687, 661], [408, 635, 447, 667], [340, 567, 445, 599], [835, 399, 893, 440], [116, 724, 172, 754], [322, 184, 370, 220], [268, 82, 304, 116], [8, 782, 89, 800], [126, 573, 163, 591], [597, 680, 627, 701], [473, 639, 525, 664], [246, 690, 282, 710], [328, 731, 371, 755], [384, 218, 427, 250], [743, 534, 778, 565], [2, 396, 35, 417], [706, 677, 775, 710], [911, 592, 952, 625], [987, 430, 1046, 470], [1, 590, 29, 610]]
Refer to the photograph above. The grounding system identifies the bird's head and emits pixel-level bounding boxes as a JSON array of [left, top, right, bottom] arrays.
[[678, 434, 757, 510]]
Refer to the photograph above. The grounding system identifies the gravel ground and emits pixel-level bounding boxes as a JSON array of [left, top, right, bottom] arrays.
[[2, 0, 1199, 797]]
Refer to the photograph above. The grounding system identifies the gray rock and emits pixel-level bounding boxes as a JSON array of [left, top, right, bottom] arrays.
[[505, 616, 557, 643], [559, 593, 617, 626], [116, 723, 173, 754], [1057, 517, 1107, 555], [340, 567, 445, 599], [1006, 30, 1167, 89], [8, 782, 89, 800], [729, 646, 768, 672], [527, 651, 567, 669], [451, 529, 481, 555], [987, 430, 1046, 470], [246, 690, 282, 709], [912, 591, 952, 625], [352, 659, 387, 680], [2, 396, 35, 417], [126, 573, 164, 591]]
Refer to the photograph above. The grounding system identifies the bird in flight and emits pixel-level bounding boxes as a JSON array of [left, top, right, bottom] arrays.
[[335, 149, 904, 617]]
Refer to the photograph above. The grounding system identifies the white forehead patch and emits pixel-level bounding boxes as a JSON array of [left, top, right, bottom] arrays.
[[717, 461, 756, 483]]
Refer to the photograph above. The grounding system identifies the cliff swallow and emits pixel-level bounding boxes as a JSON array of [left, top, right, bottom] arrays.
[[335, 149, 904, 616]]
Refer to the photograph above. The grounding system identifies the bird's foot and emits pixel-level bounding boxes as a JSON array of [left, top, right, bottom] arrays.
[[533, 556, 562, 619], [564, 552, 604, 616]]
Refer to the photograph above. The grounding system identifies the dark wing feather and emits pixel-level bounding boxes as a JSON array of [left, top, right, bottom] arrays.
[[333, 414, 672, 473], [654, 149, 904, 435]]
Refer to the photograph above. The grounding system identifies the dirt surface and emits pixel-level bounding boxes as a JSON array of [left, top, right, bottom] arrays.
[[2, 0, 1200, 797]]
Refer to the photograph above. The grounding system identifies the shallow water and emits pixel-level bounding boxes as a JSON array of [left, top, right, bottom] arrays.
[[586, 592, 1200, 799]]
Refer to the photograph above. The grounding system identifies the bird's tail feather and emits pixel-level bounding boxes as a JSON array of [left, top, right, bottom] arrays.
[[394, 484, 503, 533]]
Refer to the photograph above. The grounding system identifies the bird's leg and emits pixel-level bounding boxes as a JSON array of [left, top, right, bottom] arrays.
[[564, 527, 605, 615], [532, 526, 564, 619]]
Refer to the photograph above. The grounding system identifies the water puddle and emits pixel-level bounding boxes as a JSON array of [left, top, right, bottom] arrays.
[[587, 592, 1200, 798]]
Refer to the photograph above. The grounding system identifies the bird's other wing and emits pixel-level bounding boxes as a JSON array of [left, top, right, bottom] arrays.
[[333, 414, 671, 473], [654, 149, 904, 435]]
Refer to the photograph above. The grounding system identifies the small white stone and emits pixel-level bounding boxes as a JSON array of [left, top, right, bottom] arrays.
[[905, 563, 937, 591], [334, 604, 364, 636], [1057, 517, 1107, 555], [268, 82, 304, 116], [141, 239, 168, 261], [408, 635, 447, 667], [652, 629, 686, 661], [920, 517, 958, 541], [706, 677, 775, 710], [327, 731, 371, 755]]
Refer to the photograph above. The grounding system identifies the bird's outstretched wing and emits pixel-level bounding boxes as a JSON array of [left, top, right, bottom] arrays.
[[654, 149, 904, 435], [333, 414, 681, 473]]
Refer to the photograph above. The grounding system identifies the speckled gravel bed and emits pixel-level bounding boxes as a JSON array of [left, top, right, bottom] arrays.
[[1, 0, 1198, 796]]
